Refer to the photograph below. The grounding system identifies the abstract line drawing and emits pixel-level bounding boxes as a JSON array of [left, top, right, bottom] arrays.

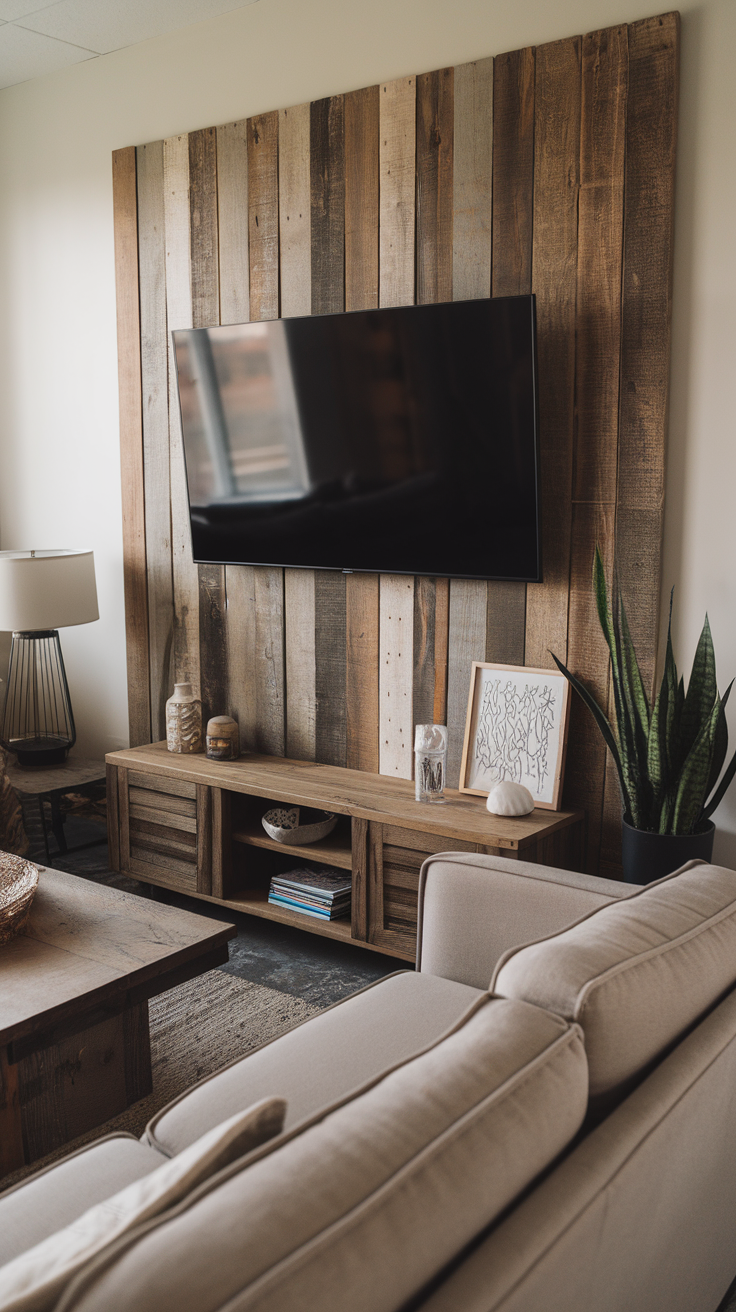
[[460, 663, 570, 809], [473, 678, 557, 793]]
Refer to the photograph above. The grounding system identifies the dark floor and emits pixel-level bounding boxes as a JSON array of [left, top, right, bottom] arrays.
[[29, 805, 409, 1009]]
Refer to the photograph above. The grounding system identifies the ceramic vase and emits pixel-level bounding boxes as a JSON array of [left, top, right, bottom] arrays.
[[621, 819, 715, 885], [165, 683, 203, 754], [206, 715, 240, 761]]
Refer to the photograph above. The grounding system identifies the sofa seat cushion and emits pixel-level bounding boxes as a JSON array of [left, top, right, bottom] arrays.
[[0, 1136, 164, 1267], [0, 1099, 285, 1312], [492, 861, 736, 1105], [59, 997, 588, 1312], [146, 970, 483, 1156]]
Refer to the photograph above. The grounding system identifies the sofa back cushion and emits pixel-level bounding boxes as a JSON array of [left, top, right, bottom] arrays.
[[492, 861, 736, 1106], [58, 997, 587, 1312]]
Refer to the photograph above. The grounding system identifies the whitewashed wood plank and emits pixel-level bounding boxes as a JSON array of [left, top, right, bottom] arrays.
[[446, 579, 488, 788], [379, 575, 415, 778], [163, 132, 200, 698], [216, 119, 249, 325]]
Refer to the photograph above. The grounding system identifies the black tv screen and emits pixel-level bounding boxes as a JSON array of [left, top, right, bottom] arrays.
[[173, 295, 541, 581]]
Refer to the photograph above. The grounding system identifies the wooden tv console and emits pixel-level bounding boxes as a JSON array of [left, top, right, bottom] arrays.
[[106, 743, 585, 964]]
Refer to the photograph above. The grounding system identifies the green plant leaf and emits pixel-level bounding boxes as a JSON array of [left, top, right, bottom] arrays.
[[672, 696, 721, 834], [550, 652, 634, 819], [679, 615, 718, 767], [704, 681, 732, 802], [702, 744, 736, 821]]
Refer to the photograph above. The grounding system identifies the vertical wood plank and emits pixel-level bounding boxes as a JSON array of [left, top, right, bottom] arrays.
[[279, 102, 315, 763], [525, 36, 581, 669], [278, 103, 311, 318], [346, 574, 380, 773], [189, 127, 227, 726], [379, 77, 416, 308], [379, 575, 415, 779], [569, 25, 628, 874], [345, 85, 379, 312], [564, 505, 615, 872], [254, 567, 285, 757], [351, 816, 369, 940], [573, 26, 628, 505], [212, 787, 232, 899], [315, 572, 347, 767], [489, 45, 536, 666], [196, 783, 212, 894], [311, 95, 345, 315], [413, 577, 449, 731], [248, 112, 279, 322], [106, 763, 120, 871], [311, 95, 347, 765], [163, 133, 200, 696], [285, 569, 316, 760], [198, 563, 228, 725], [224, 565, 256, 750], [216, 120, 249, 325], [189, 128, 219, 329], [344, 86, 381, 774], [452, 57, 493, 301], [616, 12, 679, 693], [217, 116, 252, 756], [112, 146, 151, 747], [416, 67, 454, 305], [117, 767, 130, 870], [492, 47, 535, 297], [446, 579, 487, 787], [137, 140, 174, 742], [0, 1045, 24, 1177], [367, 821, 384, 945]]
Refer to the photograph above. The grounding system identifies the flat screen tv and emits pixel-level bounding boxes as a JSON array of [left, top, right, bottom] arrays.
[[173, 294, 541, 581]]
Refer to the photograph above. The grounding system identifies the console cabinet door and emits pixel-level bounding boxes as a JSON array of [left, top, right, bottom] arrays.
[[113, 767, 212, 895], [367, 824, 481, 960]]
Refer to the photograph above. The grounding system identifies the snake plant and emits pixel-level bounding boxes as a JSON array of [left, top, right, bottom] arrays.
[[552, 548, 736, 835]]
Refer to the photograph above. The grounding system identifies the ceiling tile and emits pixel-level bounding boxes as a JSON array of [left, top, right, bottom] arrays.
[[0, 21, 93, 88], [17, 0, 259, 57], [0, 0, 60, 20]]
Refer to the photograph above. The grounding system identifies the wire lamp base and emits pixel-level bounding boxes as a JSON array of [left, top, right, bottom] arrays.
[[0, 630, 76, 767]]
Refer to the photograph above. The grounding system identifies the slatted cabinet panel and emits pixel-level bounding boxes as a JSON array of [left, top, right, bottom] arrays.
[[113, 16, 679, 879], [116, 768, 211, 895]]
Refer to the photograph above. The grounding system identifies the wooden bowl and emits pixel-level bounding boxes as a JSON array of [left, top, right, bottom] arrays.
[[0, 853, 39, 946], [262, 807, 338, 846]]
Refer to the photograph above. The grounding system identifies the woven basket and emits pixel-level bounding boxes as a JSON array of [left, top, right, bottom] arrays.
[[0, 852, 39, 946]]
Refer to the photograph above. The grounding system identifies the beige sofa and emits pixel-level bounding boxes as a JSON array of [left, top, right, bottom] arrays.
[[3, 852, 736, 1312]]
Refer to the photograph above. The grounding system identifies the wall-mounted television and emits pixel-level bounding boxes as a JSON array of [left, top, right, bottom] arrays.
[[173, 294, 541, 582]]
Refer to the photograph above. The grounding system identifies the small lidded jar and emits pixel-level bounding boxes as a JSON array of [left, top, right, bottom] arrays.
[[206, 715, 240, 762]]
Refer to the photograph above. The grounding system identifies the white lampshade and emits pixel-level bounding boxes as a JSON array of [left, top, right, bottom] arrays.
[[0, 550, 99, 632]]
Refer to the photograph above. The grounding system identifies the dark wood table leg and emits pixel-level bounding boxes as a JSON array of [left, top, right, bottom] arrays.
[[0, 1045, 25, 1179]]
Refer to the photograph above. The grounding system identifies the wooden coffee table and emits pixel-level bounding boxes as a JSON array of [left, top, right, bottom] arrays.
[[0, 869, 235, 1179]]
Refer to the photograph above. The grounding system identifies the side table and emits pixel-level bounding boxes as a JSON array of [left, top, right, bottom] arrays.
[[6, 756, 107, 865]]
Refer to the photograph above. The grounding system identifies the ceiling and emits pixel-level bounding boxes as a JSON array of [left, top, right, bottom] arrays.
[[0, 0, 260, 90]]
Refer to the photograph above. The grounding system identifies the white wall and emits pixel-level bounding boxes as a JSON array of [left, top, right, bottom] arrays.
[[0, 0, 734, 856]]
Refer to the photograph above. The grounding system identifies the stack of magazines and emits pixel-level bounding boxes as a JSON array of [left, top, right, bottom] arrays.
[[268, 868, 352, 921]]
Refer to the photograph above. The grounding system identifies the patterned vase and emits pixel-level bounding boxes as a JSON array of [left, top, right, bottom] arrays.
[[165, 683, 203, 754]]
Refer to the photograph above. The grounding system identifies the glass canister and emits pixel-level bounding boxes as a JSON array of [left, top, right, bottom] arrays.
[[165, 683, 203, 754], [414, 724, 448, 803]]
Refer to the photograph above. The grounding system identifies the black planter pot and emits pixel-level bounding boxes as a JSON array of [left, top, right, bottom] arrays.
[[621, 819, 716, 885]]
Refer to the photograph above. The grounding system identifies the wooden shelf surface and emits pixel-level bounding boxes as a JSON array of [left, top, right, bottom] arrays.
[[108, 743, 583, 851], [231, 824, 353, 869]]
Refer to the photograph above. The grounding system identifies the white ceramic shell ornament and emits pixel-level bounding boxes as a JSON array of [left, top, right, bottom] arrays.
[[486, 781, 534, 817]]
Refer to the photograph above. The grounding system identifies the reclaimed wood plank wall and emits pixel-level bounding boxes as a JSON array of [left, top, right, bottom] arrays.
[[112, 12, 679, 876]]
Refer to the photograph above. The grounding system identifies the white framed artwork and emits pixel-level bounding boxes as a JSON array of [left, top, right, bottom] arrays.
[[459, 662, 571, 810]]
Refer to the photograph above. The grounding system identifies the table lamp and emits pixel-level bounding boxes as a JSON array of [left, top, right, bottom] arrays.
[[0, 550, 99, 766]]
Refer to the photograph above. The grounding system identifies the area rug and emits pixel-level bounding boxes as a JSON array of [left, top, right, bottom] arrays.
[[2, 970, 320, 1191]]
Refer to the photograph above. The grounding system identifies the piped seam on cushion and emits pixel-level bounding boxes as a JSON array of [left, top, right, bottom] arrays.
[[144, 969, 413, 1155], [147, 987, 496, 1159], [207, 1026, 589, 1312], [55, 1023, 587, 1312], [572, 900, 736, 1021]]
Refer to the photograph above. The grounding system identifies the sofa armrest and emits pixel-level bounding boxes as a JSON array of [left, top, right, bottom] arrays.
[[416, 852, 632, 989]]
